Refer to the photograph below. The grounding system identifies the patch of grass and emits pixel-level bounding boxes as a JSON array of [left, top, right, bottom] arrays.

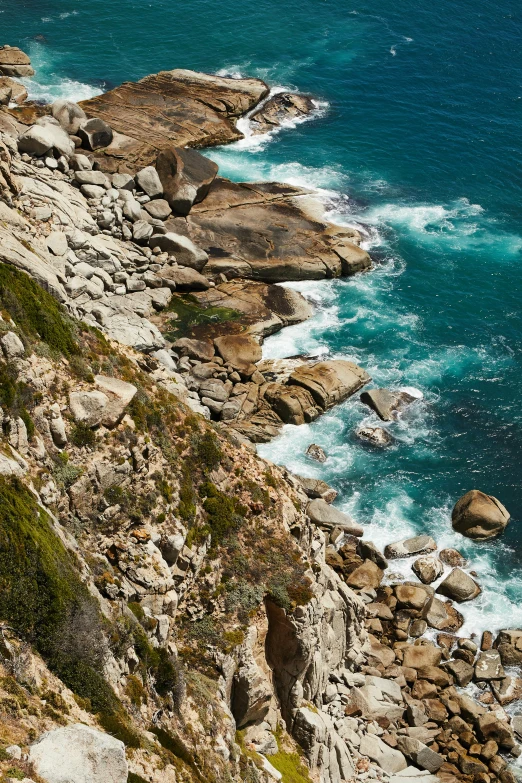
[[269, 751, 312, 783], [164, 294, 241, 340], [150, 726, 203, 782], [0, 262, 78, 357]]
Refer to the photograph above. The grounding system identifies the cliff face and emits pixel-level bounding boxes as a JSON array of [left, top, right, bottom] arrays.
[[0, 114, 369, 783]]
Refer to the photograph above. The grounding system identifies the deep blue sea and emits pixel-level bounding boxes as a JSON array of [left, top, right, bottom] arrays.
[[3, 0, 522, 643]]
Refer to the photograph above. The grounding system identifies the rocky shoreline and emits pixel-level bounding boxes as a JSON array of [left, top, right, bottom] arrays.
[[0, 43, 520, 783]]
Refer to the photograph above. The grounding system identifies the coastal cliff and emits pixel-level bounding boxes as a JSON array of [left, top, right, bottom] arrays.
[[0, 45, 520, 783]]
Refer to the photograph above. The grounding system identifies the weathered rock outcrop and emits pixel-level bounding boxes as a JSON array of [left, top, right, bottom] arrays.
[[167, 178, 371, 282], [0, 45, 34, 77], [250, 92, 316, 135], [289, 360, 370, 410], [80, 69, 269, 170]]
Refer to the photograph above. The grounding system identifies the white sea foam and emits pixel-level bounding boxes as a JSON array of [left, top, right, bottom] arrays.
[[19, 42, 100, 105]]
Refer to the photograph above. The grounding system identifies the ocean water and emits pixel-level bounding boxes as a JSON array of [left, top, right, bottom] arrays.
[[3, 1, 522, 639]]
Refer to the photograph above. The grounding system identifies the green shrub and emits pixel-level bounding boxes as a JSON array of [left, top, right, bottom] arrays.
[[0, 263, 78, 357], [0, 477, 132, 737], [200, 482, 247, 546], [0, 361, 36, 436], [193, 430, 222, 473], [70, 422, 97, 448], [51, 452, 82, 488], [131, 622, 178, 698], [128, 773, 149, 783]]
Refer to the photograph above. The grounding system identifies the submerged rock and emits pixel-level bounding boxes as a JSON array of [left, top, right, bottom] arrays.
[[306, 443, 326, 463], [250, 92, 316, 135], [356, 425, 393, 447], [452, 489, 510, 540]]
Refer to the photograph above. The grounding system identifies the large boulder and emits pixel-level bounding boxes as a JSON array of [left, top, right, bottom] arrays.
[[296, 476, 337, 504], [395, 736, 444, 773], [412, 556, 444, 584], [214, 334, 262, 371], [1, 331, 25, 359], [394, 582, 434, 611], [495, 629, 522, 666], [18, 123, 75, 158], [0, 76, 27, 104], [451, 489, 510, 540], [402, 643, 442, 670], [289, 360, 370, 410], [69, 376, 137, 429], [78, 117, 113, 151], [359, 734, 407, 775], [0, 45, 34, 77], [156, 146, 218, 215], [51, 100, 87, 134], [172, 337, 214, 361], [231, 650, 272, 728], [345, 559, 383, 590], [263, 383, 320, 426], [94, 376, 137, 427], [80, 69, 269, 169], [384, 535, 436, 559], [28, 724, 128, 783], [436, 568, 481, 603], [135, 165, 163, 198], [161, 265, 209, 291], [149, 232, 208, 270], [306, 498, 363, 536], [474, 650, 505, 681], [360, 388, 417, 421], [424, 596, 463, 631]]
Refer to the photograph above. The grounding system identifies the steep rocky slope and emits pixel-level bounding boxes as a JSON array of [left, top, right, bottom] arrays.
[[0, 51, 521, 783]]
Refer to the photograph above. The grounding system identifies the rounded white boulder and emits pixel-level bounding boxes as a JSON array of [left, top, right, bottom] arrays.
[[28, 724, 128, 783]]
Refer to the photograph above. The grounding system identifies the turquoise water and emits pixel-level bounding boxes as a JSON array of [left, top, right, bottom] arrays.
[[3, 1, 522, 635]]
